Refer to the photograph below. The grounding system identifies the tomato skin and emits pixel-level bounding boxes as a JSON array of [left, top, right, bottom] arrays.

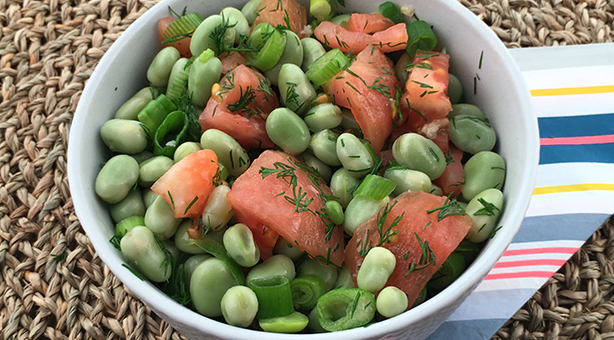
[[219, 51, 247, 75], [433, 144, 465, 198], [150, 149, 219, 219], [252, 0, 308, 38], [345, 191, 472, 306], [346, 13, 395, 34], [398, 52, 452, 132], [158, 17, 192, 58], [227, 150, 345, 267], [324, 47, 398, 152], [314, 21, 408, 53], [199, 65, 278, 150]]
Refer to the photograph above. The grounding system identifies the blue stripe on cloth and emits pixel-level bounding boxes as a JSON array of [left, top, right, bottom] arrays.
[[512, 213, 611, 243], [428, 319, 509, 340], [538, 113, 614, 138], [539, 144, 614, 164]]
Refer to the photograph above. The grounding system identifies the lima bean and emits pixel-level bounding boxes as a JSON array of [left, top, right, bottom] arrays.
[[301, 38, 326, 73], [188, 49, 222, 107], [144, 195, 182, 240], [462, 151, 506, 201], [115, 87, 153, 120], [174, 220, 208, 254], [184, 253, 212, 284], [173, 142, 201, 163], [95, 155, 139, 204], [110, 189, 145, 223], [304, 103, 343, 132], [190, 15, 234, 56], [266, 30, 304, 86], [147, 46, 181, 87], [120, 226, 171, 282], [221, 286, 259, 327], [138, 156, 174, 187], [100, 119, 148, 154], [297, 258, 338, 291], [142, 189, 158, 208], [376, 286, 408, 318], [277, 63, 315, 115], [329, 168, 360, 208], [384, 167, 432, 196], [201, 184, 234, 231], [449, 115, 497, 154], [266, 107, 311, 155], [448, 74, 463, 105], [334, 264, 355, 290], [300, 152, 332, 183], [392, 133, 446, 180], [246, 254, 296, 286], [310, 129, 341, 166], [132, 151, 153, 164], [241, 0, 262, 25], [344, 196, 390, 235], [336, 133, 374, 178], [200, 129, 250, 177], [220, 7, 249, 42], [356, 247, 396, 293], [273, 238, 304, 262], [465, 188, 503, 243], [223, 223, 260, 267], [191, 258, 237, 317], [448, 103, 486, 121], [394, 53, 411, 86]]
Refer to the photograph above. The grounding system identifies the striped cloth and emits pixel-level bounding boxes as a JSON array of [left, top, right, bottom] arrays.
[[429, 43, 614, 339]]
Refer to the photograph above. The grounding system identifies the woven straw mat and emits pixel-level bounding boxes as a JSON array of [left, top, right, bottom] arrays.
[[1, 0, 613, 339]]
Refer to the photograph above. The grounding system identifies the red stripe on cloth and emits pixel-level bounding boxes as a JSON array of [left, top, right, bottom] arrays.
[[540, 134, 614, 145], [503, 247, 578, 257], [494, 259, 567, 268], [484, 271, 555, 281]]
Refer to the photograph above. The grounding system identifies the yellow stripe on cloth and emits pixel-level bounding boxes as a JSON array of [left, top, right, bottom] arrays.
[[533, 183, 614, 195], [531, 85, 614, 97]]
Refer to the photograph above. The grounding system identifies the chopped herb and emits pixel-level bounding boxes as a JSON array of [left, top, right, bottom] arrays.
[[184, 196, 199, 215], [51, 251, 67, 264], [428, 147, 440, 162], [168, 191, 175, 210], [490, 226, 502, 239], [479, 51, 484, 69], [123, 263, 146, 280], [426, 194, 466, 221], [110, 233, 122, 251], [474, 198, 500, 216]]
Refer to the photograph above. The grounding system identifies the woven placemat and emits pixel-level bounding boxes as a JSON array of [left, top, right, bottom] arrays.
[[1, 0, 612, 339]]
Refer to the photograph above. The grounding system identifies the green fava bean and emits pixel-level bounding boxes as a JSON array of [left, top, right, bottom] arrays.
[[223, 223, 260, 267], [448, 73, 463, 104], [120, 226, 171, 282], [110, 189, 145, 223], [299, 153, 332, 183], [448, 103, 486, 121], [357, 247, 396, 293], [449, 115, 497, 154], [330, 168, 360, 208], [174, 220, 208, 254], [335, 264, 355, 289], [329, 13, 351, 26], [241, 0, 262, 25], [337, 133, 374, 178], [392, 133, 446, 180], [462, 151, 506, 201], [138, 156, 174, 187], [221, 286, 259, 328], [191, 15, 234, 56], [325, 200, 344, 225], [201, 184, 234, 232], [115, 216, 144, 236], [297, 258, 338, 291], [304, 103, 343, 132], [310, 129, 340, 167], [191, 258, 238, 317], [246, 254, 296, 286], [266, 108, 311, 155], [173, 142, 201, 163], [100, 119, 148, 154], [384, 167, 432, 196], [200, 129, 250, 177], [220, 7, 250, 42], [147, 46, 181, 87], [142, 188, 158, 208], [259, 311, 309, 333], [430, 184, 443, 196], [132, 150, 153, 164], [376, 286, 408, 318], [115, 87, 153, 120], [277, 64, 315, 115], [266, 31, 305, 86], [273, 238, 304, 262], [188, 49, 222, 107], [340, 108, 362, 136], [95, 155, 139, 204], [301, 38, 326, 73], [465, 188, 504, 243], [344, 196, 390, 235], [144, 195, 182, 240], [184, 253, 212, 284], [394, 53, 411, 86]]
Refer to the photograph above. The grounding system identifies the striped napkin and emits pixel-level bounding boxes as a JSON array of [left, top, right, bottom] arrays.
[[429, 43, 614, 339]]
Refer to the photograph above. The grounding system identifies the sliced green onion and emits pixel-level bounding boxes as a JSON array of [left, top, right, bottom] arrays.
[[193, 238, 246, 286], [379, 1, 403, 24], [290, 274, 327, 310], [406, 20, 438, 59], [310, 0, 332, 21], [353, 175, 397, 201], [166, 59, 191, 100], [259, 311, 309, 333], [306, 48, 350, 87], [246, 24, 287, 72], [115, 216, 145, 236], [316, 288, 376, 332], [162, 13, 204, 44], [153, 110, 189, 157], [249, 275, 295, 319], [137, 94, 177, 138]]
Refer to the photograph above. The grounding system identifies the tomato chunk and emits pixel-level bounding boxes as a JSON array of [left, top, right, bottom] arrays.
[[346, 13, 395, 34], [433, 144, 465, 197], [219, 51, 247, 75], [252, 0, 309, 38], [227, 150, 345, 267], [158, 17, 191, 57], [345, 191, 472, 306], [314, 21, 408, 54], [151, 149, 219, 219]]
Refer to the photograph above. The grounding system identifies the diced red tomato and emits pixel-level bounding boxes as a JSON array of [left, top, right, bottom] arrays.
[[227, 150, 345, 267], [433, 144, 465, 198], [324, 46, 398, 152], [314, 21, 407, 54], [199, 65, 278, 149], [219, 51, 247, 75], [345, 191, 472, 306], [248, 223, 280, 261], [158, 17, 191, 58], [252, 0, 309, 38], [150, 149, 219, 219], [345, 13, 395, 34], [398, 51, 452, 132]]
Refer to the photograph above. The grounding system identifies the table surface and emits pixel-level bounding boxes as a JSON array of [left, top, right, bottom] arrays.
[[0, 0, 613, 339]]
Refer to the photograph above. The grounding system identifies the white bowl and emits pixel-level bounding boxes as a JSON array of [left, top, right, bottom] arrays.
[[67, 0, 539, 338]]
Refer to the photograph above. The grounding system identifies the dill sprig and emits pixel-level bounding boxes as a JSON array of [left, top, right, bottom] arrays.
[[209, 14, 259, 55], [475, 198, 500, 216], [376, 201, 404, 247], [405, 232, 436, 277], [426, 193, 466, 221]]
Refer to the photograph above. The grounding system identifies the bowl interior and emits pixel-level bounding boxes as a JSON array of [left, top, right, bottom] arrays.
[[67, 0, 539, 339]]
